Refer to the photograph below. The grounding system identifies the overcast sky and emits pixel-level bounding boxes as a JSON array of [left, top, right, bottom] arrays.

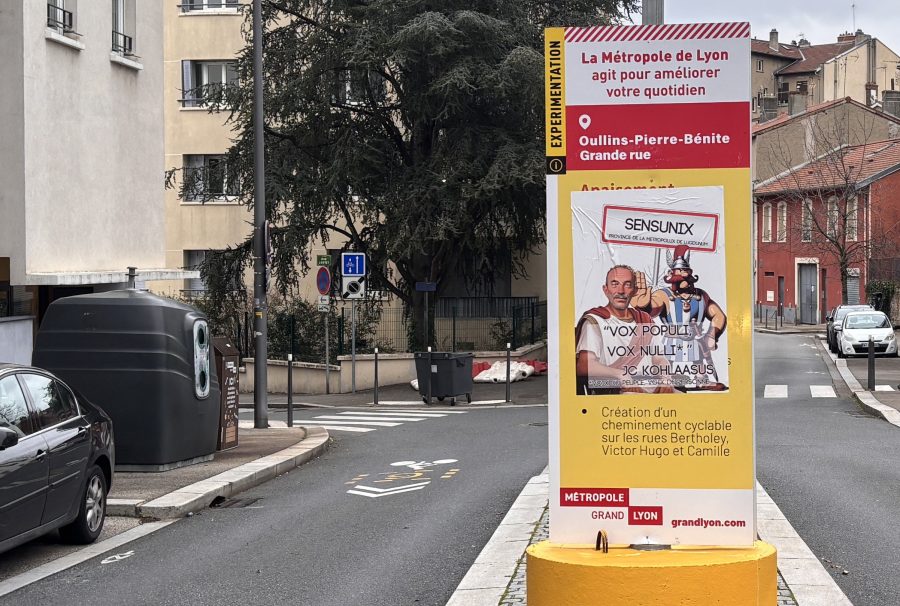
[[629, 1, 900, 54]]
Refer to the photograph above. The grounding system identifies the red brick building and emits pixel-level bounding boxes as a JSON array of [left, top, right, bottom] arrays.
[[754, 140, 900, 324]]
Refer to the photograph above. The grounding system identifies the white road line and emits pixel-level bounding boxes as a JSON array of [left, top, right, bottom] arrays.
[[0, 520, 178, 598], [810, 385, 837, 398], [763, 385, 788, 398], [320, 415, 426, 422], [373, 400, 425, 405], [399, 409, 468, 414], [345, 411, 448, 418], [299, 419, 402, 427], [875, 385, 895, 391], [473, 399, 508, 405], [316, 425, 375, 433]]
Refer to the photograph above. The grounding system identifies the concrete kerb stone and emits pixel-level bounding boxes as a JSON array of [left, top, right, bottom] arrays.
[[823, 339, 900, 428], [136, 427, 329, 519], [106, 498, 143, 517]]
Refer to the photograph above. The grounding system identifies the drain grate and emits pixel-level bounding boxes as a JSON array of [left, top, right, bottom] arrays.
[[210, 497, 261, 509]]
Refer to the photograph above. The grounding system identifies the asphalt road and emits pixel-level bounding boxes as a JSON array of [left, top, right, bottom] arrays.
[[756, 332, 900, 606], [2, 405, 548, 606]]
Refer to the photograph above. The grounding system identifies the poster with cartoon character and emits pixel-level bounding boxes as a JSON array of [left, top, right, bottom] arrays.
[[573, 186, 728, 395]]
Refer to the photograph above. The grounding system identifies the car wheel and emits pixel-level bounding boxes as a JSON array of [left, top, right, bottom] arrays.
[[59, 465, 106, 544]]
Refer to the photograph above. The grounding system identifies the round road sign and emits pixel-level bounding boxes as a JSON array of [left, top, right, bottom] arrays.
[[316, 267, 332, 295]]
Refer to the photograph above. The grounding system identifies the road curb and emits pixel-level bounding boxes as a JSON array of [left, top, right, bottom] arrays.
[[108, 427, 330, 519], [446, 468, 549, 606], [815, 337, 900, 429]]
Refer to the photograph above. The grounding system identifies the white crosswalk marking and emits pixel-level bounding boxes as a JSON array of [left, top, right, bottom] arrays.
[[875, 385, 895, 392], [763, 385, 788, 398], [242, 409, 468, 435], [316, 415, 427, 422], [810, 385, 837, 398], [302, 419, 402, 427]]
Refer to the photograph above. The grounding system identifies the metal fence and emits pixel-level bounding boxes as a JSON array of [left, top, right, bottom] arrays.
[[336, 299, 547, 355]]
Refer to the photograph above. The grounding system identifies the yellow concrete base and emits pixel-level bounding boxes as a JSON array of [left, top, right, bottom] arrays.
[[526, 540, 777, 606]]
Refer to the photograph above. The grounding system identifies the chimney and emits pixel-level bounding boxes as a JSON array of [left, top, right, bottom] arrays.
[[856, 29, 870, 45], [797, 38, 810, 48], [769, 29, 778, 51], [838, 32, 856, 43], [788, 91, 807, 115]]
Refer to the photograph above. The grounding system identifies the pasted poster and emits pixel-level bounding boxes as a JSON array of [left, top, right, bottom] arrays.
[[572, 187, 728, 395], [545, 22, 753, 547]]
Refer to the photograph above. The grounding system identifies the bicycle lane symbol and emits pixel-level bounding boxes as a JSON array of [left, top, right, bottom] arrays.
[[346, 459, 460, 498]]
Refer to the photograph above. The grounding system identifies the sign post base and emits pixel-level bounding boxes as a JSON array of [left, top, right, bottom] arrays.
[[526, 540, 777, 605]]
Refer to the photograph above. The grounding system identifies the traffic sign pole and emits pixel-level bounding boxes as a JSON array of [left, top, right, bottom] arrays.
[[351, 300, 357, 393]]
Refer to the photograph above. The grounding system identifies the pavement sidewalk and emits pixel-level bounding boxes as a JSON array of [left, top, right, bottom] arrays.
[[448, 326, 875, 606], [107, 426, 329, 519]]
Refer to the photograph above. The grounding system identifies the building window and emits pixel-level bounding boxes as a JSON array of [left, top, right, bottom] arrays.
[[111, 0, 135, 54], [180, 0, 239, 12], [847, 196, 858, 241], [181, 60, 238, 107], [827, 197, 838, 238], [182, 155, 239, 201], [47, 0, 77, 34], [776, 201, 787, 242], [332, 70, 386, 107], [796, 80, 808, 95], [183, 250, 209, 297], [777, 81, 789, 105], [752, 97, 757, 112], [761, 203, 772, 242], [756, 59, 764, 72], [801, 199, 812, 242]]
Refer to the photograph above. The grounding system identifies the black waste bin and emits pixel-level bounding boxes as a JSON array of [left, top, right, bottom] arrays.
[[33, 290, 220, 468], [414, 351, 473, 405]]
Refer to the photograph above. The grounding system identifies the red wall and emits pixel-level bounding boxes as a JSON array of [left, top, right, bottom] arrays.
[[755, 193, 866, 322]]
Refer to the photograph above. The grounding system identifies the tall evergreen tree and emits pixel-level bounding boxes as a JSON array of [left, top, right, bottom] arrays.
[[182, 0, 636, 349]]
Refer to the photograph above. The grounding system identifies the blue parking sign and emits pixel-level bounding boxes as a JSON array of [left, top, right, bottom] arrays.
[[342, 252, 366, 277]]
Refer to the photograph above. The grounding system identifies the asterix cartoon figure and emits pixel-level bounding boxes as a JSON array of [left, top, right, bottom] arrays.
[[632, 245, 727, 390]]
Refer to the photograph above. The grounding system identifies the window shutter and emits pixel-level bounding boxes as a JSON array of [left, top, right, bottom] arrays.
[[182, 60, 196, 107]]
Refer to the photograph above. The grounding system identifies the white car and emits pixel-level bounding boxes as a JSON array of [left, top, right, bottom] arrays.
[[837, 311, 898, 358]]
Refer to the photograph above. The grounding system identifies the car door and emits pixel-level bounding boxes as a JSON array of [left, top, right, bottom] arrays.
[[18, 373, 90, 525], [0, 374, 50, 542]]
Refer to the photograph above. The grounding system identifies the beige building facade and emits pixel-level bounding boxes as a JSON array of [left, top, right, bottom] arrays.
[[158, 4, 546, 308], [0, 0, 189, 360]]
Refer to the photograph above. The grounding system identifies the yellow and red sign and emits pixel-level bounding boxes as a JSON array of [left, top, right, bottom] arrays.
[[545, 23, 753, 546]]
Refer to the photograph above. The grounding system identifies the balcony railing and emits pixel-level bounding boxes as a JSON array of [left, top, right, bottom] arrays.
[[47, 3, 74, 33], [112, 30, 133, 55], [178, 1, 240, 13]]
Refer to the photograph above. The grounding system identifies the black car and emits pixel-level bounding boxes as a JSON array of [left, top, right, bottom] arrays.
[[0, 365, 114, 554], [826, 304, 872, 352]]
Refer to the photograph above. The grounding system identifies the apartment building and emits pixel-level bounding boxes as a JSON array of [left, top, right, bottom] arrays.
[[0, 0, 191, 363], [156, 0, 250, 299], [158, 3, 546, 306], [751, 29, 900, 121]]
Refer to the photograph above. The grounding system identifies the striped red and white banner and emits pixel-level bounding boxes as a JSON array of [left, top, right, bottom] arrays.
[[565, 22, 749, 44]]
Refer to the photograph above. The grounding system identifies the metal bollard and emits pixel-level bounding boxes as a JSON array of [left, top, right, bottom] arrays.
[[374, 347, 379, 407], [868, 337, 875, 391], [506, 342, 511, 403], [427, 346, 432, 406], [287, 353, 294, 427]]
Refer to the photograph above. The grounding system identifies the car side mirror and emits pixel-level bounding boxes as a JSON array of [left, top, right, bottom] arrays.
[[0, 427, 18, 450]]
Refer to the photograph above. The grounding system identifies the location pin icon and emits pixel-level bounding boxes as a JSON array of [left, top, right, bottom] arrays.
[[578, 114, 591, 130]]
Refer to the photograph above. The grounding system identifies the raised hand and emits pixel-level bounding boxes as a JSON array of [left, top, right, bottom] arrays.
[[632, 271, 651, 308]]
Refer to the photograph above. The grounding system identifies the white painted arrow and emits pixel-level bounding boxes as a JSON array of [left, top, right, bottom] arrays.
[[347, 481, 430, 498]]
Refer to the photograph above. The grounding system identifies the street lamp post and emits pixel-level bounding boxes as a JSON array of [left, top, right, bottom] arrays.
[[252, 0, 268, 429]]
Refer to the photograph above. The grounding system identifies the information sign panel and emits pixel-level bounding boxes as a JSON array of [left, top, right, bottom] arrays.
[[545, 22, 753, 546]]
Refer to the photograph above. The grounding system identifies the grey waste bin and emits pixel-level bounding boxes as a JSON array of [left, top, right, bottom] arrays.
[[33, 290, 220, 468], [414, 351, 473, 405]]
